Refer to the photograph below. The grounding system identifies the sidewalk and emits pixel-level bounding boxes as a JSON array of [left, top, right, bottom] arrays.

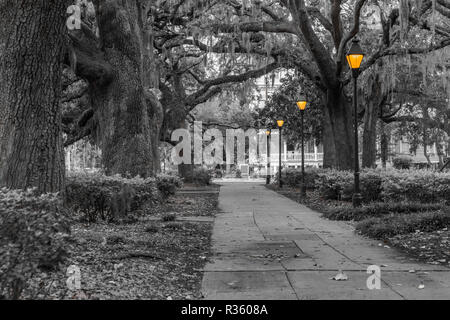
[[201, 182, 450, 300]]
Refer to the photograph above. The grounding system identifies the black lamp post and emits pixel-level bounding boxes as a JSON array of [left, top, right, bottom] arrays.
[[266, 129, 271, 185], [277, 120, 285, 189], [346, 38, 364, 208], [297, 98, 307, 198]]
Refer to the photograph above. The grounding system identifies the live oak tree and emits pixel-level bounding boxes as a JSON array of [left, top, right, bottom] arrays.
[[380, 57, 450, 167], [257, 74, 324, 149], [2, 0, 449, 193], [0, 0, 71, 193], [63, 0, 281, 177], [359, 0, 450, 168], [196, 0, 450, 169]]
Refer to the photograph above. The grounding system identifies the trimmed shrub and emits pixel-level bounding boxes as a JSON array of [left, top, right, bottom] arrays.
[[156, 174, 182, 197], [161, 212, 176, 222], [392, 156, 413, 170], [381, 170, 450, 204], [323, 202, 447, 221], [356, 210, 450, 239], [0, 189, 71, 299], [184, 168, 212, 186], [316, 170, 353, 200], [274, 167, 450, 205], [278, 168, 321, 189], [65, 173, 161, 222], [194, 168, 212, 185], [214, 169, 223, 179]]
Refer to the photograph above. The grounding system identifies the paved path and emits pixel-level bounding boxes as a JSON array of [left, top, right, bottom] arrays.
[[201, 182, 450, 300]]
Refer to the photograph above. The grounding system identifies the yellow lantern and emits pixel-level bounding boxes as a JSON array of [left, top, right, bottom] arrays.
[[296, 97, 307, 111], [266, 130, 271, 136], [346, 39, 364, 70], [277, 120, 285, 128]]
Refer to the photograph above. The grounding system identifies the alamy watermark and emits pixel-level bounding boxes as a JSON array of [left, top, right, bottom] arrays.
[[66, 5, 81, 31], [366, 265, 382, 290], [66, 265, 81, 291], [171, 121, 281, 166]]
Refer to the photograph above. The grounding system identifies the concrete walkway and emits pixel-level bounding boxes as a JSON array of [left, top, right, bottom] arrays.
[[201, 182, 450, 300]]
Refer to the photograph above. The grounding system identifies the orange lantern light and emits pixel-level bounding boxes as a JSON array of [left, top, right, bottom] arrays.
[[346, 39, 364, 70]]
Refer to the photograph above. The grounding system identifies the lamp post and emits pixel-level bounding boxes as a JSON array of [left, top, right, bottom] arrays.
[[266, 129, 271, 185], [346, 38, 364, 208], [277, 120, 285, 188], [297, 98, 307, 199]]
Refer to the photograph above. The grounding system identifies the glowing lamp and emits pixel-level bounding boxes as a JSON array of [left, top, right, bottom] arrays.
[[296, 97, 307, 111], [346, 39, 364, 70]]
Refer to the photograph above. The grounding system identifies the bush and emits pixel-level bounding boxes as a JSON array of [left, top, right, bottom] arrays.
[[194, 168, 212, 185], [278, 168, 321, 189], [0, 189, 71, 299], [316, 169, 387, 203], [356, 210, 450, 239], [381, 170, 450, 204], [65, 173, 161, 222], [161, 213, 176, 222], [323, 202, 447, 221], [316, 170, 353, 200], [235, 169, 242, 179], [183, 168, 212, 186], [392, 156, 413, 170], [156, 174, 182, 198], [145, 224, 159, 233], [213, 169, 223, 179], [162, 222, 183, 230], [275, 167, 450, 205]]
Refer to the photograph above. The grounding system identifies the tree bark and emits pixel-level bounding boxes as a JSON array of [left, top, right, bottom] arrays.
[[0, 0, 70, 193], [380, 121, 389, 168], [362, 74, 382, 168], [325, 89, 354, 170], [322, 107, 337, 168], [93, 0, 159, 177]]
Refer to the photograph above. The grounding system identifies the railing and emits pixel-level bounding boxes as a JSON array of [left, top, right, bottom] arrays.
[[269, 152, 324, 163]]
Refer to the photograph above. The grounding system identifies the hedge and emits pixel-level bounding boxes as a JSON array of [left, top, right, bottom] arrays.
[[66, 173, 182, 222], [277, 168, 321, 189], [183, 168, 212, 186], [0, 189, 71, 299], [280, 168, 450, 205], [323, 202, 447, 221]]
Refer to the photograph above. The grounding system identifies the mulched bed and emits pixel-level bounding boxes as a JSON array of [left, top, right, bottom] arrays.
[[149, 184, 220, 218], [22, 187, 218, 300], [389, 229, 450, 267]]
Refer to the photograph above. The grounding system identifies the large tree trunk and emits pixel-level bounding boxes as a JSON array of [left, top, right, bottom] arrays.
[[325, 89, 354, 170], [362, 75, 382, 168], [0, 0, 69, 193], [362, 105, 378, 169], [380, 121, 389, 169], [322, 107, 337, 168], [93, 0, 157, 177]]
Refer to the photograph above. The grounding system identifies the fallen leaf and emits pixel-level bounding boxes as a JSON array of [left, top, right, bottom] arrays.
[[330, 271, 348, 281]]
